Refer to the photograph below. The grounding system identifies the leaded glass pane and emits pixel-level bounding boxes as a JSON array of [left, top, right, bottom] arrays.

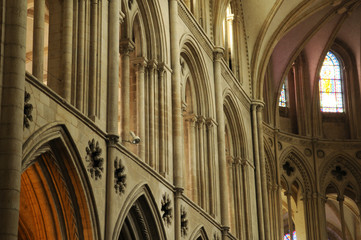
[[319, 51, 343, 112]]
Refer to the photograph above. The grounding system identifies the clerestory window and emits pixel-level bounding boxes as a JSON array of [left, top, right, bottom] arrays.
[[319, 51, 344, 113]]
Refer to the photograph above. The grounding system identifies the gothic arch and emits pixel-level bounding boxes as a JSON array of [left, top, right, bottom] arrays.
[[180, 34, 214, 117], [113, 183, 166, 240], [223, 92, 248, 159], [319, 152, 361, 200], [279, 147, 315, 193], [21, 123, 100, 239], [188, 225, 209, 240], [121, 0, 167, 61]]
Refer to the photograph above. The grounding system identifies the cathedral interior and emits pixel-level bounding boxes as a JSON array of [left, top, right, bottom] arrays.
[[1, 0, 361, 239]]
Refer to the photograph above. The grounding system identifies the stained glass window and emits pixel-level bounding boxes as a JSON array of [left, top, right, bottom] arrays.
[[319, 51, 343, 112], [279, 81, 287, 107], [283, 231, 297, 240]]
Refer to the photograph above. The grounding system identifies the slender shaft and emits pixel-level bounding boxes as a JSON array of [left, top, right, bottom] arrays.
[[89, 0, 98, 119], [33, 0, 45, 82], [169, 1, 183, 239], [214, 47, 230, 231], [257, 104, 271, 239], [251, 103, 264, 240], [62, 0, 73, 101], [105, 0, 121, 239]]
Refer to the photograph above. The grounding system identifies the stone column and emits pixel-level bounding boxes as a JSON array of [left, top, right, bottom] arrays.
[[214, 47, 230, 238], [257, 104, 271, 240], [338, 197, 347, 240], [147, 60, 157, 168], [169, 0, 183, 239], [88, 0, 98, 119], [197, 116, 206, 209], [206, 118, 217, 216], [105, 0, 122, 239], [188, 115, 198, 203], [286, 192, 294, 239], [158, 63, 166, 175], [120, 39, 134, 146], [241, 159, 253, 240], [320, 195, 328, 240], [133, 58, 147, 160], [33, 0, 45, 82], [62, 0, 73, 101], [251, 103, 264, 240], [0, 0, 27, 239], [76, 0, 85, 110]]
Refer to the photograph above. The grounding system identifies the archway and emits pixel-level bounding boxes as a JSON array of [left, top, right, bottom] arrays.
[[119, 195, 163, 239], [21, 124, 99, 239]]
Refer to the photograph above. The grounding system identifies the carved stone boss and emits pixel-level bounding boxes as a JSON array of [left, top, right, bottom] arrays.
[[86, 139, 104, 180]]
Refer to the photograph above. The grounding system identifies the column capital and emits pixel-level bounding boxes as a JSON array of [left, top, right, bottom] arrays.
[[132, 56, 148, 66], [213, 47, 224, 61], [147, 59, 158, 70], [251, 100, 265, 111], [119, 39, 135, 55], [106, 134, 120, 146], [197, 115, 206, 127], [158, 62, 172, 73], [205, 118, 218, 128]]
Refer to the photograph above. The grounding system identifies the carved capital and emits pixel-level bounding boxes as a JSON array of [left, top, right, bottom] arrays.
[[213, 47, 224, 61], [147, 59, 158, 71], [106, 134, 119, 146], [119, 39, 135, 55]]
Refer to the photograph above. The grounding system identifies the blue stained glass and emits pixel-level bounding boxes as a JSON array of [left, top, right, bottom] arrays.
[[319, 51, 343, 112]]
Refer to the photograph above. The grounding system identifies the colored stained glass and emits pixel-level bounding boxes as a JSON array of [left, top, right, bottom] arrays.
[[319, 51, 343, 112], [279, 82, 287, 107], [283, 231, 297, 240]]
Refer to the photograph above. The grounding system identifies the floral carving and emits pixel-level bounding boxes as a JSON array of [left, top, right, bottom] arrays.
[[114, 157, 126, 194], [86, 139, 104, 180], [161, 193, 172, 226], [180, 206, 188, 237], [24, 91, 33, 128]]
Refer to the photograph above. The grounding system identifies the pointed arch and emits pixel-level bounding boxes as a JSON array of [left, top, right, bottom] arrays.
[[180, 34, 214, 117], [188, 225, 209, 240], [223, 91, 248, 159], [279, 147, 315, 193], [319, 152, 361, 200], [113, 183, 167, 240], [21, 123, 100, 239]]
